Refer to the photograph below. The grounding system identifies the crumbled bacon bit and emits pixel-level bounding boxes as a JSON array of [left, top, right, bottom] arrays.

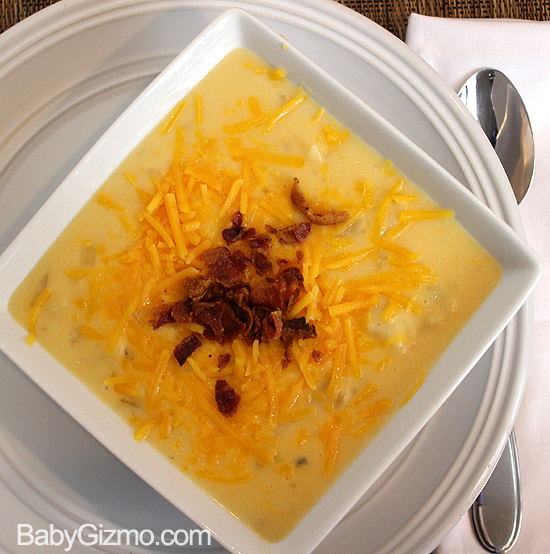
[[202, 247, 242, 287], [151, 305, 175, 329], [217, 353, 231, 370], [250, 283, 284, 310], [173, 333, 202, 366], [279, 222, 311, 245], [242, 228, 256, 240], [282, 317, 317, 349], [265, 224, 278, 234], [279, 266, 304, 287], [290, 178, 349, 225], [296, 250, 304, 263], [185, 275, 223, 302], [263, 310, 283, 341], [231, 249, 251, 272], [225, 286, 254, 337], [151, 301, 193, 329], [278, 266, 304, 308], [248, 233, 271, 250], [215, 379, 240, 416], [222, 226, 244, 245], [230, 211, 243, 227], [251, 251, 272, 275], [193, 301, 245, 344], [312, 349, 323, 363], [171, 301, 192, 323]]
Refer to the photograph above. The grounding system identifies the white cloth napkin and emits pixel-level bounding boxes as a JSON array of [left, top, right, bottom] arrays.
[[406, 14, 550, 554]]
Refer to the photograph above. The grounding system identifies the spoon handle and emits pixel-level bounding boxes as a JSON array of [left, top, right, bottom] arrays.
[[471, 430, 522, 553]]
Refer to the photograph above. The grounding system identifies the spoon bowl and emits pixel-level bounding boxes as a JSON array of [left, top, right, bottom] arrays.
[[458, 68, 534, 204]]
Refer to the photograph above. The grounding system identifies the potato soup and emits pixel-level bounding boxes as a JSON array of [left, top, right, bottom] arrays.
[[9, 48, 501, 541]]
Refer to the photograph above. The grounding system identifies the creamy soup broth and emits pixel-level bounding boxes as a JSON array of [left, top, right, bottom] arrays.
[[9, 48, 501, 541]]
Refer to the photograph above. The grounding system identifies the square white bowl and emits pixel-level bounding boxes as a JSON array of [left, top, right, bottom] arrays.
[[0, 8, 541, 554]]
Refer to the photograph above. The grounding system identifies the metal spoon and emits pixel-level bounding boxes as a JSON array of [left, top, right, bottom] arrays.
[[458, 68, 534, 553]]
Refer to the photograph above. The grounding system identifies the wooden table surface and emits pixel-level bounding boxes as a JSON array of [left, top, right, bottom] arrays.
[[2, 0, 550, 37]]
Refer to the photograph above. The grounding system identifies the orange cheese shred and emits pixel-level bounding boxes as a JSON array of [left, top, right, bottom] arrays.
[[25, 288, 52, 346]]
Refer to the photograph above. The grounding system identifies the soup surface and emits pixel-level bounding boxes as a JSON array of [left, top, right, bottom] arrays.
[[9, 48, 501, 541]]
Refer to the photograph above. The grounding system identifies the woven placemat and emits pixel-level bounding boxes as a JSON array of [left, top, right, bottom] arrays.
[[339, 0, 550, 39], [2, 0, 550, 38]]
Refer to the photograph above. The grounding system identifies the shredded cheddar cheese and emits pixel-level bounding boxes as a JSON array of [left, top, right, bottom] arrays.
[[160, 99, 188, 135], [322, 414, 342, 476], [25, 288, 52, 345], [195, 94, 203, 127], [265, 93, 307, 131], [222, 113, 269, 135]]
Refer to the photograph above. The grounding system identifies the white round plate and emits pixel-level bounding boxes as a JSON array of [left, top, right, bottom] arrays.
[[0, 1, 532, 553]]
